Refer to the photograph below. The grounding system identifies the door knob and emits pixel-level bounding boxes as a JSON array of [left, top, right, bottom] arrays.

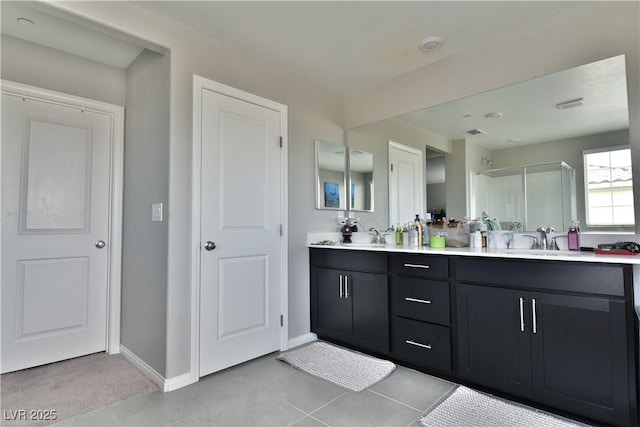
[[95, 240, 106, 249], [203, 241, 217, 251]]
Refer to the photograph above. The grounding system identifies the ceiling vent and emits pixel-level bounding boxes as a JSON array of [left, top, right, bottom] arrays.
[[556, 98, 584, 110], [466, 128, 487, 136]]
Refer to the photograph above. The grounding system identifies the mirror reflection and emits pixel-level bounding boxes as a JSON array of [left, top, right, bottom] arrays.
[[349, 149, 374, 212], [315, 139, 346, 210], [347, 54, 633, 232]]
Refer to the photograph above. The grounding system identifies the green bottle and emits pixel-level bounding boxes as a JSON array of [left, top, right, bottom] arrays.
[[395, 223, 403, 245]]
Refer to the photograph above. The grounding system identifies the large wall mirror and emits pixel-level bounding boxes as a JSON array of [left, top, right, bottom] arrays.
[[346, 55, 633, 233]]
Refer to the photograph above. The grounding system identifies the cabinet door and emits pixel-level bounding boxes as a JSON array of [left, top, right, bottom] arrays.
[[457, 283, 532, 398], [349, 271, 389, 353], [315, 268, 351, 337], [530, 293, 630, 426]]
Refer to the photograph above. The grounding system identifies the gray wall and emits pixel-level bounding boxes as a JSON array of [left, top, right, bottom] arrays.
[[122, 49, 170, 376], [1, 35, 126, 106]]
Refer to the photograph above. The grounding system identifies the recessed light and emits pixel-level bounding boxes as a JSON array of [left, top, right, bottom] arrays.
[[556, 98, 584, 109], [484, 112, 503, 119], [463, 114, 472, 118], [507, 138, 521, 143], [419, 36, 443, 52], [17, 17, 35, 27], [466, 128, 486, 136]]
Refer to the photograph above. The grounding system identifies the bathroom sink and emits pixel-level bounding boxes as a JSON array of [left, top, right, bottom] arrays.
[[344, 242, 389, 247], [502, 248, 576, 256]]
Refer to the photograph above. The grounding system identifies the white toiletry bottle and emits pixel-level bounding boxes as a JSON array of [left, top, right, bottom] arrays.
[[473, 230, 482, 248]]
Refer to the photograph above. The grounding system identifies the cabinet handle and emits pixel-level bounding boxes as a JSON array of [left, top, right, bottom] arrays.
[[532, 298, 538, 334], [344, 275, 349, 298], [406, 340, 431, 349], [339, 275, 344, 298], [519, 297, 525, 332], [403, 263, 430, 269], [405, 297, 431, 304]]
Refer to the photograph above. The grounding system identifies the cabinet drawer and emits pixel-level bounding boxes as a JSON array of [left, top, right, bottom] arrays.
[[310, 248, 387, 273], [457, 257, 626, 297], [392, 277, 450, 325], [392, 317, 451, 372], [390, 254, 448, 278]]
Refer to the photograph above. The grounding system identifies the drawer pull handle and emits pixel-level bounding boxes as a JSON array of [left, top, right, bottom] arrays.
[[406, 340, 431, 349], [532, 298, 538, 334], [403, 263, 430, 269], [405, 297, 431, 304]]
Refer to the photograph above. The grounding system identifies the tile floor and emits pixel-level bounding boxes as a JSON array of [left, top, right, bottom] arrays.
[[55, 350, 455, 427], [55, 347, 583, 427]]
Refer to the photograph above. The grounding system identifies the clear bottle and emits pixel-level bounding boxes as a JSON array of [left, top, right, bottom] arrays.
[[408, 228, 417, 246], [422, 220, 429, 246], [568, 221, 580, 251], [473, 230, 482, 248], [402, 223, 409, 246]]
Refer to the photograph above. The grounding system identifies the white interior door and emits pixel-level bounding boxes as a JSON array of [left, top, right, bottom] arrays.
[[389, 141, 424, 226], [1, 89, 112, 373], [197, 82, 285, 377]]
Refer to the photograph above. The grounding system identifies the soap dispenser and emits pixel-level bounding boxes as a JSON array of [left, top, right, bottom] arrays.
[[567, 221, 580, 251]]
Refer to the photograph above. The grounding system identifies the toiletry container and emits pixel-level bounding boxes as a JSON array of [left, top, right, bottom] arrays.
[[568, 221, 580, 251], [408, 222, 418, 246], [473, 230, 482, 248], [395, 224, 403, 245], [414, 214, 423, 246]]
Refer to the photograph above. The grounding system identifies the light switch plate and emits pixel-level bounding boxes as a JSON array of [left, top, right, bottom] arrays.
[[152, 203, 163, 222]]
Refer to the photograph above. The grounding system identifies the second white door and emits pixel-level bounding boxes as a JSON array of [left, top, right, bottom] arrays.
[[1, 85, 114, 373], [198, 81, 285, 377], [389, 141, 424, 226]]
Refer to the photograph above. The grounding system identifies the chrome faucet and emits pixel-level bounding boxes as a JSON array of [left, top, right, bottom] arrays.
[[536, 226, 556, 250], [369, 228, 384, 244]]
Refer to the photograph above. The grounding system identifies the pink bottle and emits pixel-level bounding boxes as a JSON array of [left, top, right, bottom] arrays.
[[567, 221, 580, 251]]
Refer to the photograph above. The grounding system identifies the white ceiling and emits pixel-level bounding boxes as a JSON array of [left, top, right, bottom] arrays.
[[134, 1, 587, 95]]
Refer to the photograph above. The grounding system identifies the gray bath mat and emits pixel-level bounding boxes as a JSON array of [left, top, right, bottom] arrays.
[[277, 342, 395, 392], [420, 386, 581, 427]]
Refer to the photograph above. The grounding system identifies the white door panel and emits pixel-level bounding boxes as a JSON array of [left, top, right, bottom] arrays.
[[1, 91, 111, 373], [389, 141, 424, 226], [199, 86, 283, 377]]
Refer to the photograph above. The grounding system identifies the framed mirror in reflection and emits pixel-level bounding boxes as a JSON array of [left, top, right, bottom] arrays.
[[315, 139, 346, 210], [346, 54, 633, 232], [349, 148, 374, 212]]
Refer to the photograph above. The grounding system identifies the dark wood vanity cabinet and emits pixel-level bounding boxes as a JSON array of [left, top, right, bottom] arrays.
[[457, 258, 635, 427], [310, 248, 389, 354], [389, 254, 452, 372], [309, 248, 638, 426]]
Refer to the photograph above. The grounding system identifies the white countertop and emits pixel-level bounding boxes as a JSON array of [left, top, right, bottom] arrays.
[[308, 242, 640, 264]]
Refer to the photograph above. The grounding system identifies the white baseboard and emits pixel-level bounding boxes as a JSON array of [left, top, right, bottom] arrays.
[[120, 345, 195, 392], [288, 332, 317, 349], [163, 373, 193, 392]]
